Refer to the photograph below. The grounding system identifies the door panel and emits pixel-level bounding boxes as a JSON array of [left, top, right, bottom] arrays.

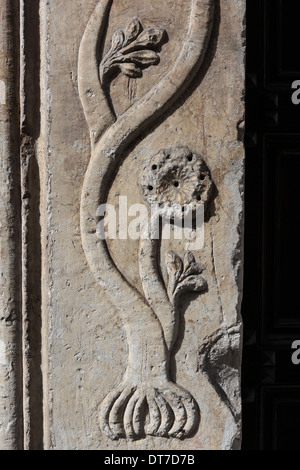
[[242, 0, 300, 449]]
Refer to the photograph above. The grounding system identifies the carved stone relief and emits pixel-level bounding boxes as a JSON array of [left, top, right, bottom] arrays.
[[0, 0, 245, 451], [79, 0, 215, 441], [76, 0, 244, 447], [8, 0, 247, 450]]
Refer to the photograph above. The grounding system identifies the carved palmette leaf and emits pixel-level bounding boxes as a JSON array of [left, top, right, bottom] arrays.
[[100, 20, 166, 85], [124, 18, 143, 45], [122, 50, 160, 66], [119, 63, 142, 78], [165, 251, 207, 304]]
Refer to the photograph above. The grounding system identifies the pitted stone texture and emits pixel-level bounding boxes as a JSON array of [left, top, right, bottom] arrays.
[[141, 147, 213, 218]]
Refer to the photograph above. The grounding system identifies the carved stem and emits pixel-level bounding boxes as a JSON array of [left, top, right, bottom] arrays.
[[139, 213, 178, 353], [80, 0, 214, 378], [78, 0, 116, 146]]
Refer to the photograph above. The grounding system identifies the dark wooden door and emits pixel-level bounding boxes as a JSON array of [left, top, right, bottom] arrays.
[[242, 0, 300, 449]]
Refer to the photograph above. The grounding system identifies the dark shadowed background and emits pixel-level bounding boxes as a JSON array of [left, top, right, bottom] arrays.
[[242, 0, 300, 450]]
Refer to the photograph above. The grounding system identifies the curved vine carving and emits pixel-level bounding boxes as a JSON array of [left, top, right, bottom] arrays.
[[78, 0, 215, 441]]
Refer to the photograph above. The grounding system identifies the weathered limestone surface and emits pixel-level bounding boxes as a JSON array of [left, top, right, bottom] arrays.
[[0, 0, 245, 450], [0, 0, 23, 450]]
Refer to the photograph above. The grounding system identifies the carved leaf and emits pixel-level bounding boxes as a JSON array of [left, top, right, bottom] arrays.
[[183, 251, 196, 272], [165, 250, 183, 297], [110, 29, 125, 53], [174, 274, 208, 301], [181, 251, 205, 280], [124, 18, 143, 44], [133, 27, 165, 48], [119, 63, 142, 78], [122, 50, 160, 66], [165, 251, 207, 304], [100, 20, 166, 86], [166, 250, 183, 277]]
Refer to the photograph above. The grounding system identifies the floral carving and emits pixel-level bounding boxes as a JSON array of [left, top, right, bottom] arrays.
[[79, 0, 215, 442], [165, 251, 208, 305], [100, 18, 166, 86], [142, 147, 213, 219], [139, 148, 212, 386]]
